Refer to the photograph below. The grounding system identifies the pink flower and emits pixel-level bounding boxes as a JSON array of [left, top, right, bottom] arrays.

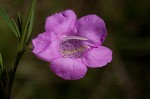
[[32, 10, 112, 80]]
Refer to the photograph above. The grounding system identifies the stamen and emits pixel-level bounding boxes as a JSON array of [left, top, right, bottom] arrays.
[[61, 46, 87, 55], [61, 36, 88, 41]]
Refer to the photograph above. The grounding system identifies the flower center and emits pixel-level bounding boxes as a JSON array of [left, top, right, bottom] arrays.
[[59, 36, 88, 58]]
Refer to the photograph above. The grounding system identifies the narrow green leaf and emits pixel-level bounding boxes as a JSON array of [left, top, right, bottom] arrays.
[[0, 53, 3, 69], [19, 0, 36, 51], [0, 53, 2, 81], [17, 12, 22, 35], [11, 18, 21, 39], [0, 8, 19, 38], [26, 5, 35, 43]]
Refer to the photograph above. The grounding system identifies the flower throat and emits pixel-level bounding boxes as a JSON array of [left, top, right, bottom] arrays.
[[60, 36, 88, 58]]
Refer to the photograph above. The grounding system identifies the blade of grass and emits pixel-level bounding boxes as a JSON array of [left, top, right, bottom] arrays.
[[0, 8, 19, 38]]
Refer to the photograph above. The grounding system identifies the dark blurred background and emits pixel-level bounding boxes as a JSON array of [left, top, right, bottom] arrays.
[[0, 0, 150, 99]]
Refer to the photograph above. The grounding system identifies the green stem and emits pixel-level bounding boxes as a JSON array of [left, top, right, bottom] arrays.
[[4, 50, 25, 99]]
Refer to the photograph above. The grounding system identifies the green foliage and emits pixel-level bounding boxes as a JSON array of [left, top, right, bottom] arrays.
[[19, 0, 36, 51], [11, 18, 21, 39], [0, 0, 36, 51], [0, 53, 3, 69], [17, 12, 22, 35], [26, 0, 36, 44], [0, 8, 20, 39], [0, 53, 6, 99], [0, 0, 36, 99], [0, 53, 3, 80]]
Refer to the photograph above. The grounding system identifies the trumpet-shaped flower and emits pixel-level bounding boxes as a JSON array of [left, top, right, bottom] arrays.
[[32, 10, 112, 80]]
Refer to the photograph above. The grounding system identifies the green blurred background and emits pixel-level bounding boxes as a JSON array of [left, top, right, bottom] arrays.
[[0, 0, 150, 99]]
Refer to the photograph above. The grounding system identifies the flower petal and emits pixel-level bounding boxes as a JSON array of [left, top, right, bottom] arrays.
[[50, 58, 87, 80], [45, 10, 76, 36], [83, 46, 112, 68], [32, 32, 60, 62], [75, 15, 107, 46]]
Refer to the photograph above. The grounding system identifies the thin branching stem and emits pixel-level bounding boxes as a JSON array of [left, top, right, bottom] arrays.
[[4, 50, 25, 99]]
